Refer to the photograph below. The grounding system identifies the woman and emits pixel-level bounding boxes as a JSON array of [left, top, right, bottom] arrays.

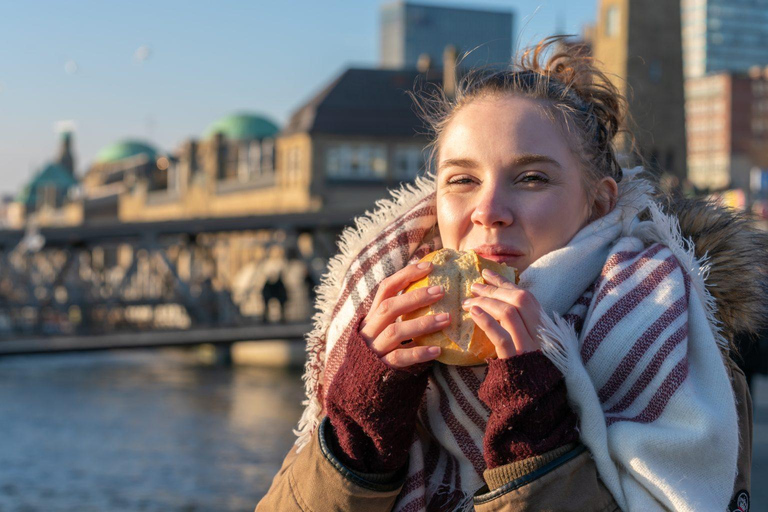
[[257, 38, 764, 511]]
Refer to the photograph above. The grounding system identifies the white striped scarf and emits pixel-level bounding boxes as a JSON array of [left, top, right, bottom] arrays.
[[295, 168, 739, 511]]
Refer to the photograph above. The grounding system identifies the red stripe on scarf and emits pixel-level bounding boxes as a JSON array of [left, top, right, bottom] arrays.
[[594, 249, 648, 290], [581, 254, 680, 364], [606, 323, 688, 414], [598, 294, 688, 404], [593, 244, 665, 308], [438, 364, 487, 431], [434, 374, 486, 477], [329, 201, 435, 320], [606, 357, 689, 426]]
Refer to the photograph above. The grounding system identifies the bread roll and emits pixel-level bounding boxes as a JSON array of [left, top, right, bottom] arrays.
[[401, 248, 519, 366]]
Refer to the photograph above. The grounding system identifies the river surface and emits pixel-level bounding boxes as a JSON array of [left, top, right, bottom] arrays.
[[2, 350, 767, 512], [0, 349, 305, 512]]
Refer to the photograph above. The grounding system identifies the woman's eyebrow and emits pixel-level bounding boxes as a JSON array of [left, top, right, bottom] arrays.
[[438, 158, 477, 171], [438, 154, 561, 172], [513, 153, 562, 168]]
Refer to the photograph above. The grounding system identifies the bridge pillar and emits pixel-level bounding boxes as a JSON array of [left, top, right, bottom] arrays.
[[213, 343, 233, 366], [197, 342, 233, 366]]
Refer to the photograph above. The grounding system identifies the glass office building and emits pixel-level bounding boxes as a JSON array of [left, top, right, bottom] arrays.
[[682, 0, 768, 78], [380, 1, 514, 69]]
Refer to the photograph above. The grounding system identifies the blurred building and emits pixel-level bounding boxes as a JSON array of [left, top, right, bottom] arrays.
[[686, 73, 754, 190], [120, 65, 440, 222], [686, 65, 768, 191], [82, 139, 162, 223], [589, 0, 688, 181], [682, 0, 768, 79], [379, 1, 514, 70], [750, 66, 768, 171], [280, 67, 440, 212], [11, 130, 81, 227], [119, 113, 279, 221]]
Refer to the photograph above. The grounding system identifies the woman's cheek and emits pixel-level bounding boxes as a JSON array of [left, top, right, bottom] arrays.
[[438, 197, 469, 241], [522, 199, 569, 257]]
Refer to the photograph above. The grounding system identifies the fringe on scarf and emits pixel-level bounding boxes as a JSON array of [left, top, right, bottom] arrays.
[[294, 171, 440, 450], [537, 313, 578, 375], [633, 201, 730, 352]]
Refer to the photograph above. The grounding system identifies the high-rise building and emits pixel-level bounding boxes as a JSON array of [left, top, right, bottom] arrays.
[[682, 0, 768, 79], [379, 1, 514, 70], [686, 66, 768, 191], [686, 73, 753, 190], [590, 0, 688, 180]]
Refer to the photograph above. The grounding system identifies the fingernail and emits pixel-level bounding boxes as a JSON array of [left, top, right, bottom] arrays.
[[434, 313, 450, 322], [462, 298, 471, 306], [482, 269, 497, 278], [427, 346, 441, 355], [417, 261, 431, 269], [470, 306, 482, 315], [428, 285, 443, 295], [471, 282, 484, 292]]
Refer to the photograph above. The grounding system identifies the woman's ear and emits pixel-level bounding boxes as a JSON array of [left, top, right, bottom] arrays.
[[590, 177, 619, 221]]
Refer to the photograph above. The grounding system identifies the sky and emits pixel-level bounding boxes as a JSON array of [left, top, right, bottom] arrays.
[[0, 0, 596, 196]]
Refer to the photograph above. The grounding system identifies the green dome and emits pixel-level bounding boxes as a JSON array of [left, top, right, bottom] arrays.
[[95, 140, 157, 164], [205, 113, 279, 140], [17, 162, 78, 207]]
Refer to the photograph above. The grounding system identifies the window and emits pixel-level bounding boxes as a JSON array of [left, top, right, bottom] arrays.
[[262, 139, 274, 173], [393, 145, 425, 179], [249, 141, 262, 177], [605, 5, 620, 37], [288, 147, 301, 185], [325, 143, 387, 180], [238, 141, 251, 182]]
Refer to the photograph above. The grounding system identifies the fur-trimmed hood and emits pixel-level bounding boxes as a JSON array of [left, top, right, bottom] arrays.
[[663, 196, 768, 341]]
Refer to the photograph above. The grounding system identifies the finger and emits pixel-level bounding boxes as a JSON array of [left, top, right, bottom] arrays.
[[481, 268, 518, 289], [361, 283, 445, 341], [382, 345, 442, 369], [371, 313, 451, 356], [469, 306, 516, 358], [365, 261, 433, 328], [465, 297, 539, 353], [470, 281, 542, 341]]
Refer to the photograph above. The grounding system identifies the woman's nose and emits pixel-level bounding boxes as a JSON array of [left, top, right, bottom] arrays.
[[470, 187, 513, 228]]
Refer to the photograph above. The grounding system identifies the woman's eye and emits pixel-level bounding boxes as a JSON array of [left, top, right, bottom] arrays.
[[446, 177, 475, 185], [519, 173, 548, 184]]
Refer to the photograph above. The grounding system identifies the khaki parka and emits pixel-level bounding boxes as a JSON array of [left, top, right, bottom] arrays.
[[256, 197, 764, 512]]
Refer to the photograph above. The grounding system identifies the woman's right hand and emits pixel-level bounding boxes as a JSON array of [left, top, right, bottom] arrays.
[[358, 260, 449, 369]]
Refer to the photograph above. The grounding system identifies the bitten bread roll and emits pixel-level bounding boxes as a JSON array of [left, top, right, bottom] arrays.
[[401, 248, 519, 366]]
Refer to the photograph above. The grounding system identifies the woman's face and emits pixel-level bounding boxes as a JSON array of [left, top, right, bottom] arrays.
[[436, 94, 596, 274]]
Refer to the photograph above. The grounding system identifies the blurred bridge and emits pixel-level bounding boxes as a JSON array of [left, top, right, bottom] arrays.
[[0, 211, 358, 355]]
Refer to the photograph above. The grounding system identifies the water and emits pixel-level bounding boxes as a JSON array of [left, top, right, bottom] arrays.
[[0, 349, 305, 512], [2, 350, 766, 512]]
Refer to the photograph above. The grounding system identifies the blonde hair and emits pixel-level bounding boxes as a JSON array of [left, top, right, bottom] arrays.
[[411, 36, 631, 206]]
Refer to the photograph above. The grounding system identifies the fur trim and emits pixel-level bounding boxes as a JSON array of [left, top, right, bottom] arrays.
[[660, 196, 768, 341]]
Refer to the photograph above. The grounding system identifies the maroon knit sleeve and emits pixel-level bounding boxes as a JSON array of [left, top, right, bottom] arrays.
[[478, 350, 579, 469], [325, 320, 432, 474]]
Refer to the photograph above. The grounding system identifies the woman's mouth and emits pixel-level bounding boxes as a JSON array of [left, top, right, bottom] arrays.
[[475, 253, 521, 264], [472, 245, 524, 265]]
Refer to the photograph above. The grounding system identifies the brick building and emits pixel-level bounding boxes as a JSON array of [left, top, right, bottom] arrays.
[[685, 66, 768, 191]]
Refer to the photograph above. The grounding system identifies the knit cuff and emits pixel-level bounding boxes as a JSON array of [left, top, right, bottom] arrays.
[[325, 319, 432, 473], [479, 350, 579, 469], [482, 443, 577, 490], [481, 350, 565, 411]]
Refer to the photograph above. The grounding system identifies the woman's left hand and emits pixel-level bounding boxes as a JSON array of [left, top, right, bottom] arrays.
[[461, 268, 543, 359]]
